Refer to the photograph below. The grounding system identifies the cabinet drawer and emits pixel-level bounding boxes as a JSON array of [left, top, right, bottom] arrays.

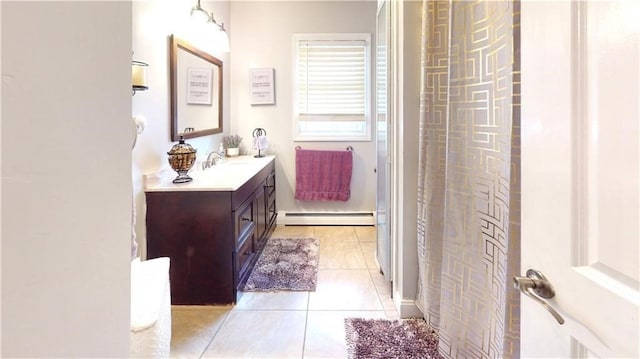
[[235, 199, 255, 244], [266, 172, 276, 196], [236, 229, 255, 280]]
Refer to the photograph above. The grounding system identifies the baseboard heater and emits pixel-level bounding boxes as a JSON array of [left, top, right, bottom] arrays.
[[277, 211, 375, 226]]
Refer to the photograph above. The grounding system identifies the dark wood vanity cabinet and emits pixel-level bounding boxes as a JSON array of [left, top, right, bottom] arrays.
[[145, 160, 276, 304]]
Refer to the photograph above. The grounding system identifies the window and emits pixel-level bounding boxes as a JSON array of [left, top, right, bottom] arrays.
[[293, 33, 371, 141]]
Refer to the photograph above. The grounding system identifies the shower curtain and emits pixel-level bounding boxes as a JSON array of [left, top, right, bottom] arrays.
[[416, 1, 520, 358]]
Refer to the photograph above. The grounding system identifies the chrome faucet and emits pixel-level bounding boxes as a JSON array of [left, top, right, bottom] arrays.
[[203, 152, 223, 169]]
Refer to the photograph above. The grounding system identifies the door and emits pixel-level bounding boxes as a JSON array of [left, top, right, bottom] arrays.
[[375, 0, 392, 279], [521, 1, 639, 357]]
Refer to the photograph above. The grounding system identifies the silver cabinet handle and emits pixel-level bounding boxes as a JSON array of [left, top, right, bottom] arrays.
[[513, 269, 565, 325]]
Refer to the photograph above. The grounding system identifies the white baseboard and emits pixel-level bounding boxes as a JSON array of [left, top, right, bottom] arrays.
[[395, 297, 423, 319], [276, 211, 375, 226]]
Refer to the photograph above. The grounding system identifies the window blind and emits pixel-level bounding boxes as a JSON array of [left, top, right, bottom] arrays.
[[296, 40, 366, 122]]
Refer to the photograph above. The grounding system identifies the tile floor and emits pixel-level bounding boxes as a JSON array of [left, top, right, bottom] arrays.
[[170, 225, 397, 358]]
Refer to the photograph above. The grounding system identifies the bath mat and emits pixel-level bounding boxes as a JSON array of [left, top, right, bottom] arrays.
[[242, 237, 319, 291], [344, 318, 442, 359]]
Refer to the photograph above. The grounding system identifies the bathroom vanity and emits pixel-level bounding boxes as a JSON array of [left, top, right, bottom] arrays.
[[144, 156, 276, 304]]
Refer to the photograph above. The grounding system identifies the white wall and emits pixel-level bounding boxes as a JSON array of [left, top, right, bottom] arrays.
[[132, 0, 230, 259], [229, 1, 377, 214], [1, 2, 132, 357]]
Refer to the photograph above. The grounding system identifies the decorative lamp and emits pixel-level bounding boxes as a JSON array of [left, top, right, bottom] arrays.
[[190, 0, 230, 52], [132, 60, 149, 95], [167, 135, 197, 183]]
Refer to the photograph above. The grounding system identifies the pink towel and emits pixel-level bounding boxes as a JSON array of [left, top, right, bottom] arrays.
[[295, 148, 353, 201]]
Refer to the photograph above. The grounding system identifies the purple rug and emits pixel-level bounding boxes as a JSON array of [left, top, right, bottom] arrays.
[[242, 237, 319, 291], [344, 318, 442, 359]]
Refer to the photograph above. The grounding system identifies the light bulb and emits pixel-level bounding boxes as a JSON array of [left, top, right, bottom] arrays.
[[215, 28, 230, 52]]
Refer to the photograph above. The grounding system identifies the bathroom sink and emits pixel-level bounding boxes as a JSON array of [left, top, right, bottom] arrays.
[[187, 156, 270, 190], [201, 156, 257, 170], [221, 161, 253, 165], [144, 155, 274, 192]]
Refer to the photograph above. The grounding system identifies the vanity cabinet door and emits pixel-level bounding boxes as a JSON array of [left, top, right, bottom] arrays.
[[235, 225, 256, 283], [233, 196, 257, 288], [145, 191, 234, 305], [234, 197, 255, 245]]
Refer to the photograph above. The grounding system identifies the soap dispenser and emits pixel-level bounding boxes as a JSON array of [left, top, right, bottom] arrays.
[[167, 135, 197, 183]]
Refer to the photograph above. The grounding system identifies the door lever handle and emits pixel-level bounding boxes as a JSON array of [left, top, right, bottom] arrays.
[[513, 269, 565, 325]]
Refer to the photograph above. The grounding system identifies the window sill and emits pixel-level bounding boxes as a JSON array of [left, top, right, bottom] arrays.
[[293, 134, 372, 142]]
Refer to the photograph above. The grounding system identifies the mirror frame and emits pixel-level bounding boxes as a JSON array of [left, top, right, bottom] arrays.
[[169, 34, 223, 141]]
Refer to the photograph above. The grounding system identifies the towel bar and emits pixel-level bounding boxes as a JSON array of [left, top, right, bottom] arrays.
[[295, 145, 353, 152]]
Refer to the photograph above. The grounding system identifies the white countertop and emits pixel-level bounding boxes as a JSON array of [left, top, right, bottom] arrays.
[[144, 155, 275, 192]]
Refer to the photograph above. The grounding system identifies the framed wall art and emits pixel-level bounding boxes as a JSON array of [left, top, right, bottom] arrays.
[[250, 68, 275, 105]]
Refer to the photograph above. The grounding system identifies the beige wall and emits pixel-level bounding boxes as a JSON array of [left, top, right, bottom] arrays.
[[1, 2, 132, 356], [229, 1, 377, 215]]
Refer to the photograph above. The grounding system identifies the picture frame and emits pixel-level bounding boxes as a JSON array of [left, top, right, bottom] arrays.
[[186, 67, 213, 105], [250, 68, 275, 105]]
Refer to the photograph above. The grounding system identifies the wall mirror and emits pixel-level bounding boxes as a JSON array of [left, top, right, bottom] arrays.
[[170, 34, 223, 141]]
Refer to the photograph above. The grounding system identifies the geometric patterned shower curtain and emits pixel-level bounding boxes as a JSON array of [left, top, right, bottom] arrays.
[[416, 1, 521, 357]]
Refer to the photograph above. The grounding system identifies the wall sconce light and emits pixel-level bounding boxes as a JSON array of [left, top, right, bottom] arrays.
[[132, 59, 149, 149], [190, 0, 230, 52], [132, 60, 149, 95]]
